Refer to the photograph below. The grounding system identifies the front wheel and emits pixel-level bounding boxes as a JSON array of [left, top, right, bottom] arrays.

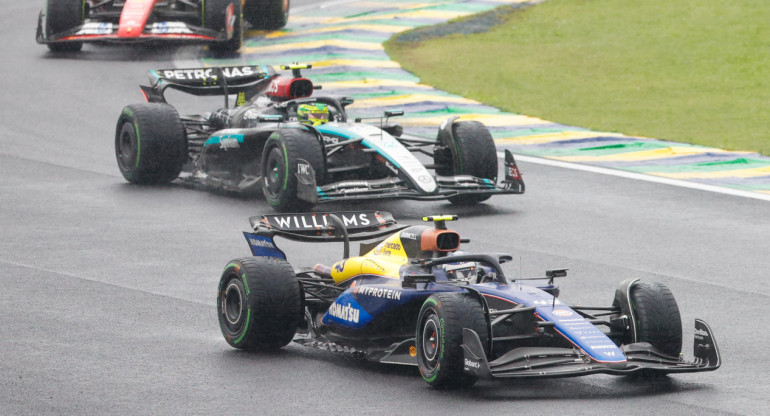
[[204, 0, 242, 53], [434, 120, 498, 205], [43, 0, 86, 52], [416, 293, 488, 388], [244, 0, 289, 30], [261, 128, 324, 212], [115, 103, 187, 185], [217, 257, 303, 350], [629, 281, 683, 357]]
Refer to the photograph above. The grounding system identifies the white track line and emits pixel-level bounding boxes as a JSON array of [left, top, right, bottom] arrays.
[[505, 152, 770, 202]]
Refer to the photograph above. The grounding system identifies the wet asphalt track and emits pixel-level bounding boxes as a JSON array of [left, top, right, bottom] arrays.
[[1, 1, 769, 414]]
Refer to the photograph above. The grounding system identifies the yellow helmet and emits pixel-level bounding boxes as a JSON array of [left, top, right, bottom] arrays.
[[297, 103, 330, 125]]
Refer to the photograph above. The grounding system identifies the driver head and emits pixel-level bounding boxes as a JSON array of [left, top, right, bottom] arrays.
[[297, 103, 330, 125]]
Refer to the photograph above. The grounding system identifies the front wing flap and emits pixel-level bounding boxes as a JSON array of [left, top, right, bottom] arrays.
[[462, 319, 720, 379]]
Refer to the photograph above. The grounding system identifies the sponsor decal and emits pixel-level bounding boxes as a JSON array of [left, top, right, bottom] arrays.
[[160, 67, 256, 81], [76, 22, 113, 35], [590, 344, 619, 350], [266, 212, 380, 230], [149, 22, 194, 34], [694, 328, 709, 340], [322, 135, 340, 144], [552, 309, 573, 317], [533, 299, 561, 306], [243, 110, 260, 120], [464, 359, 480, 369], [219, 136, 240, 150], [297, 162, 311, 175], [354, 286, 402, 300], [400, 232, 417, 240], [409, 346, 417, 357], [328, 302, 360, 323], [248, 238, 275, 249]]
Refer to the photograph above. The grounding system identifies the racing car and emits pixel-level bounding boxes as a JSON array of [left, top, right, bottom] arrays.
[[217, 212, 721, 388], [114, 64, 525, 211], [37, 0, 290, 53]]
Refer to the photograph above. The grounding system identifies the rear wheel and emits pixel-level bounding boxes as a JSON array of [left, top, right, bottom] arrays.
[[204, 0, 243, 53], [261, 128, 324, 212], [416, 293, 488, 388], [44, 0, 85, 52], [434, 120, 498, 205], [115, 104, 188, 185], [629, 281, 683, 357], [217, 257, 303, 350], [244, 0, 290, 30]]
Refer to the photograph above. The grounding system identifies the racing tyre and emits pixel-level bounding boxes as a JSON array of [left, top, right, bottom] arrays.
[[204, 0, 243, 53], [44, 0, 85, 52], [217, 257, 303, 350], [629, 281, 683, 357], [244, 0, 290, 30], [261, 128, 324, 212], [115, 103, 188, 185], [416, 293, 489, 388], [434, 120, 498, 205]]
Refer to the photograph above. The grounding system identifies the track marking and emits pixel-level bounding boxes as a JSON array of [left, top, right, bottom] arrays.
[[505, 152, 770, 202]]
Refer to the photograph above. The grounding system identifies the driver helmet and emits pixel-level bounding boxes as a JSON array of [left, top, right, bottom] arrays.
[[297, 103, 330, 125]]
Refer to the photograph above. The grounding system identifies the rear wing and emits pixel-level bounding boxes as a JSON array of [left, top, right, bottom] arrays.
[[243, 211, 408, 259], [141, 65, 277, 104]]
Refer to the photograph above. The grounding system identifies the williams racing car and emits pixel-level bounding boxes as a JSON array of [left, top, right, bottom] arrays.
[[217, 212, 721, 388], [37, 0, 290, 53], [114, 64, 525, 211]]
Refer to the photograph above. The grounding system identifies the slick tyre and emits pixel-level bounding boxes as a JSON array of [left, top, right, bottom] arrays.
[[244, 0, 290, 30], [435, 120, 498, 205], [217, 257, 303, 350], [204, 0, 243, 53], [416, 293, 489, 388], [44, 0, 85, 52], [261, 128, 324, 212], [629, 281, 683, 357], [115, 104, 188, 185]]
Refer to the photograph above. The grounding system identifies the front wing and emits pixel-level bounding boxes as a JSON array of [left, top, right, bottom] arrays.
[[37, 21, 225, 45], [302, 149, 525, 204], [462, 319, 721, 379]]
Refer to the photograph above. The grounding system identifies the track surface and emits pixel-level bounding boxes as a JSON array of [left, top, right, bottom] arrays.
[[1, 2, 768, 415]]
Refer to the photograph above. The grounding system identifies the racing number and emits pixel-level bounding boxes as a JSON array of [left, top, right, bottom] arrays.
[[334, 260, 347, 273]]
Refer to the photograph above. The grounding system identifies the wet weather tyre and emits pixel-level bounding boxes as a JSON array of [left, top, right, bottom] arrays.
[[44, 0, 85, 52], [244, 0, 289, 30], [217, 257, 303, 350], [261, 128, 324, 212], [115, 103, 187, 185], [629, 282, 683, 357], [435, 121, 498, 205], [416, 293, 489, 388], [204, 0, 242, 53]]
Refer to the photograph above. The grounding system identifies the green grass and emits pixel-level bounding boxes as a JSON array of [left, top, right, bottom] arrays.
[[386, 0, 770, 154]]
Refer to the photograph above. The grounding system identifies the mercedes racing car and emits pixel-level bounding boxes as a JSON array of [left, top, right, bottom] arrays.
[[114, 64, 525, 212], [37, 0, 290, 53], [217, 212, 721, 388]]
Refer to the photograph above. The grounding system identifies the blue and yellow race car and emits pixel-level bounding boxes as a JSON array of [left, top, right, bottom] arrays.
[[217, 212, 721, 387]]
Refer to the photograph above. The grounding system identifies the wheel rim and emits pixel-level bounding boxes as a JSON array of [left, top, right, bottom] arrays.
[[223, 280, 243, 328], [421, 312, 440, 371], [263, 146, 285, 198], [116, 122, 136, 171]]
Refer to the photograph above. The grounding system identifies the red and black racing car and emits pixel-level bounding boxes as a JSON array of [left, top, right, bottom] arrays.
[[36, 0, 290, 53]]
